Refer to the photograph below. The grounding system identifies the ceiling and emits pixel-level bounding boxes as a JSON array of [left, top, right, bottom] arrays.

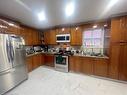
[[0, 0, 127, 29]]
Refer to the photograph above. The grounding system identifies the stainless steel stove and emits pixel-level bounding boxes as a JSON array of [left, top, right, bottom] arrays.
[[54, 54, 69, 72]]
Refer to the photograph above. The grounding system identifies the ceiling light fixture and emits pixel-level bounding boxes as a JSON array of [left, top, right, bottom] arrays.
[[9, 23, 14, 26], [38, 11, 46, 21], [100, 0, 119, 17], [93, 25, 97, 29], [76, 27, 79, 30], [65, 2, 75, 17], [62, 28, 65, 31], [104, 24, 108, 27]]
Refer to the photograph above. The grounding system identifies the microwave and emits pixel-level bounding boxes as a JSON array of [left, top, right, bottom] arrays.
[[56, 34, 70, 42]]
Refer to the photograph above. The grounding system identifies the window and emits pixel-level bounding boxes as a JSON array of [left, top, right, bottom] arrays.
[[83, 28, 104, 49]]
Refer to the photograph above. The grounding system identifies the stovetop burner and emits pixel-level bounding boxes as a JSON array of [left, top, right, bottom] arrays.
[[54, 51, 74, 56]]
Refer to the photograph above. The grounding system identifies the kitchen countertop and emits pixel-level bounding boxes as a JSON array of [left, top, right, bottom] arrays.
[[26, 52, 55, 57], [73, 54, 109, 59], [26, 52, 109, 59]]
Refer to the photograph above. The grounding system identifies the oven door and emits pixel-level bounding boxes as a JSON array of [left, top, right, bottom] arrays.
[[54, 55, 68, 72]]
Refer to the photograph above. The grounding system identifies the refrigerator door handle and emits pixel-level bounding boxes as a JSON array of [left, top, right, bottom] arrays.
[[0, 69, 12, 76], [6, 38, 11, 63], [10, 41, 14, 64]]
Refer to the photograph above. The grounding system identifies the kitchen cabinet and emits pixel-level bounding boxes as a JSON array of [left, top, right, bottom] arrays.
[[33, 54, 42, 69], [111, 16, 127, 43], [71, 26, 82, 45], [26, 54, 43, 72], [44, 54, 54, 67], [69, 56, 82, 73], [110, 43, 127, 81], [20, 26, 40, 45], [119, 43, 127, 81], [109, 43, 120, 79], [26, 56, 33, 72], [81, 57, 93, 75], [69, 56, 109, 77], [56, 27, 70, 34], [109, 16, 127, 81], [32, 30, 39, 45], [0, 19, 20, 35], [93, 58, 108, 77], [44, 29, 56, 45], [69, 56, 93, 75]]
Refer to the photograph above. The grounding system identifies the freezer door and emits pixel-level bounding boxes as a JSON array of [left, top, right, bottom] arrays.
[[9, 35, 26, 67], [0, 34, 12, 72], [0, 64, 28, 95]]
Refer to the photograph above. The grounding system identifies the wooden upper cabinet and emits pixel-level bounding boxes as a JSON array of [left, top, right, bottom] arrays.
[[44, 31, 49, 45], [93, 58, 108, 77], [32, 31, 39, 45], [56, 27, 70, 34], [71, 26, 82, 45], [44, 29, 56, 45], [49, 29, 56, 44], [111, 16, 127, 43]]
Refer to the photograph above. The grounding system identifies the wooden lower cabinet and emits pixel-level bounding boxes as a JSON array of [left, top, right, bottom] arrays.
[[93, 58, 108, 77], [69, 56, 109, 77], [69, 56, 82, 73], [26, 56, 33, 72], [119, 44, 127, 81], [26, 54, 43, 72], [81, 57, 93, 75], [33, 54, 42, 69], [110, 43, 127, 81], [44, 54, 54, 67], [69, 56, 93, 74]]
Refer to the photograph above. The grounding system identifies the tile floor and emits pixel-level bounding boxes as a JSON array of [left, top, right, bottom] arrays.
[[6, 66, 127, 95]]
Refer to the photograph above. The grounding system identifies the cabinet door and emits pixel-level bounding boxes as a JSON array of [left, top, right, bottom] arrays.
[[26, 57, 33, 72], [71, 28, 77, 45], [81, 57, 93, 75], [71, 27, 82, 45], [32, 31, 38, 45], [33, 54, 42, 69], [119, 43, 127, 81], [44, 31, 50, 45], [49, 29, 56, 44], [109, 43, 120, 79], [44, 30, 56, 45], [69, 56, 82, 72], [93, 58, 108, 77], [124, 16, 127, 42], [111, 17, 124, 43], [44, 55, 54, 67], [69, 56, 75, 71], [77, 28, 82, 45]]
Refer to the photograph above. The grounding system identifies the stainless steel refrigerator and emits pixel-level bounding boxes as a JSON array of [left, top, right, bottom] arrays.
[[0, 34, 28, 95]]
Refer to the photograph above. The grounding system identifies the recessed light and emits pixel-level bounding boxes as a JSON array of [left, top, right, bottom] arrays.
[[9, 23, 14, 26], [104, 24, 108, 27], [93, 25, 97, 29], [108, 0, 119, 8], [62, 28, 65, 31], [37, 11, 46, 21], [76, 27, 79, 30], [65, 2, 75, 17]]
